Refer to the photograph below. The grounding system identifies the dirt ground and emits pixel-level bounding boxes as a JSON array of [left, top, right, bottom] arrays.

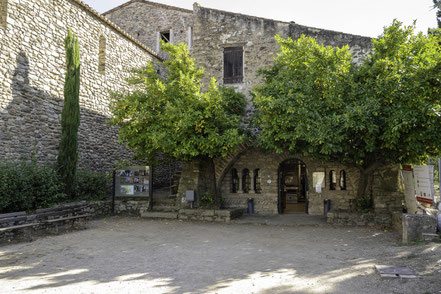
[[0, 216, 440, 294]]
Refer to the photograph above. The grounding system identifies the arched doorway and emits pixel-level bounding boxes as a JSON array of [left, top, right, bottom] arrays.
[[278, 159, 308, 214]]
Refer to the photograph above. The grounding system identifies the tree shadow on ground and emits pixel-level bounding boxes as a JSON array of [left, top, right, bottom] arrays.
[[0, 217, 440, 293]]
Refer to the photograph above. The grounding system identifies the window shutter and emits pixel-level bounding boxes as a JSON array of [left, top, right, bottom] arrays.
[[223, 47, 243, 84]]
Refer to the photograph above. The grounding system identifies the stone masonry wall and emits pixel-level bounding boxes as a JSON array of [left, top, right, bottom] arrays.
[[104, 0, 193, 59], [192, 4, 372, 110], [0, 0, 157, 171], [219, 149, 402, 215], [220, 148, 359, 215]]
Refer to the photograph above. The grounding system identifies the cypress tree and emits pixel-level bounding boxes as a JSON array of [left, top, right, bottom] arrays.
[[57, 29, 80, 198]]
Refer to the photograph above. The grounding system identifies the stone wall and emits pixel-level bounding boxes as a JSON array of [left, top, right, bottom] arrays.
[[326, 211, 393, 227], [219, 148, 359, 215], [0, 0, 157, 171], [192, 4, 372, 109], [0, 201, 111, 243], [104, 0, 193, 59]]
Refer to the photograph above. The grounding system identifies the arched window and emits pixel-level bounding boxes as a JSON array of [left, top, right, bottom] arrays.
[[0, 0, 7, 28], [340, 170, 347, 190], [254, 168, 261, 193], [231, 168, 239, 193], [242, 169, 250, 193], [329, 170, 336, 190], [98, 35, 106, 74]]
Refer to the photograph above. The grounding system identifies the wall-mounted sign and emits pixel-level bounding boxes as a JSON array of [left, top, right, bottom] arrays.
[[413, 165, 434, 204], [312, 172, 325, 193], [115, 166, 151, 197]]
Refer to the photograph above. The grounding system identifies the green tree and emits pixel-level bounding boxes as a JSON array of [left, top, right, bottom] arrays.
[[110, 42, 246, 205], [433, 0, 441, 28], [253, 21, 441, 204], [57, 30, 80, 198]]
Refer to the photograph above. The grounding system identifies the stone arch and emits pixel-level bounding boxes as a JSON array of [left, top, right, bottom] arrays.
[[214, 143, 249, 192]]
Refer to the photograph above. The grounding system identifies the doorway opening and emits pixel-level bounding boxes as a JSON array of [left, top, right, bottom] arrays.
[[278, 159, 308, 214]]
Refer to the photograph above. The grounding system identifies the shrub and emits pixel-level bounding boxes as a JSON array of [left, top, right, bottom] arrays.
[[0, 161, 109, 213], [73, 170, 108, 201], [0, 161, 65, 213]]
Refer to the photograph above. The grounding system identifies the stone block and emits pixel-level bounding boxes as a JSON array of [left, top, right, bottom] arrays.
[[402, 214, 437, 243]]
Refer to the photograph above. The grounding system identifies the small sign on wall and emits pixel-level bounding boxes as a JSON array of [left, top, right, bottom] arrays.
[[313, 172, 325, 193]]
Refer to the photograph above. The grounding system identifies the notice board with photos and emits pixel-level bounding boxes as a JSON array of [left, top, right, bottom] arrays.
[[115, 166, 151, 197]]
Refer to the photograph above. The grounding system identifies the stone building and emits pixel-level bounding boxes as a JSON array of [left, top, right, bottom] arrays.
[[0, 0, 159, 172], [104, 0, 402, 216]]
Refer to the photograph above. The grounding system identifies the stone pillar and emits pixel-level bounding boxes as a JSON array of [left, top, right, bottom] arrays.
[[249, 173, 256, 194], [237, 171, 243, 194]]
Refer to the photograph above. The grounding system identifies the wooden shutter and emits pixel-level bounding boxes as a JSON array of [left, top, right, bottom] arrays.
[[223, 47, 243, 84]]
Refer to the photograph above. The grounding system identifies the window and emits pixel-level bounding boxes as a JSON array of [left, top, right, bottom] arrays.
[[253, 169, 261, 193], [98, 35, 106, 74], [231, 168, 239, 193], [160, 31, 170, 43], [0, 0, 7, 28], [223, 46, 243, 84], [329, 170, 336, 190], [340, 170, 347, 190], [242, 168, 250, 193]]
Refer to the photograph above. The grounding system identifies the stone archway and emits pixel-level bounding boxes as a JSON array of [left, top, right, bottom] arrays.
[[278, 158, 308, 214]]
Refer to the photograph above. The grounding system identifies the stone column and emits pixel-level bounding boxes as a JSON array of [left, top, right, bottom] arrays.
[[249, 173, 256, 194], [237, 171, 243, 193]]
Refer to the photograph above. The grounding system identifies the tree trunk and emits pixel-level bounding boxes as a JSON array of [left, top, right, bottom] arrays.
[[356, 162, 380, 210], [209, 158, 220, 208], [197, 157, 219, 208]]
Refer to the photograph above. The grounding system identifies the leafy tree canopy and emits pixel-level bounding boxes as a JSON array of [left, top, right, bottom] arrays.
[[253, 20, 441, 198], [110, 42, 247, 163]]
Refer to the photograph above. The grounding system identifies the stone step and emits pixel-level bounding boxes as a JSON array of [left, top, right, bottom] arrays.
[[150, 205, 179, 212], [140, 211, 178, 219], [153, 199, 177, 206]]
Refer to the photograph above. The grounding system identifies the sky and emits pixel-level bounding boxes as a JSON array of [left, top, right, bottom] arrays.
[[82, 0, 438, 38]]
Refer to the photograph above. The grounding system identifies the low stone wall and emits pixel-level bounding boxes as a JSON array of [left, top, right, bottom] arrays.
[[0, 201, 111, 243], [178, 208, 244, 222], [327, 210, 392, 226], [402, 214, 437, 243], [114, 199, 150, 215]]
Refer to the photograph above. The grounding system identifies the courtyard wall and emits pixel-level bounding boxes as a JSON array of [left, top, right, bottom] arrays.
[[0, 0, 158, 171]]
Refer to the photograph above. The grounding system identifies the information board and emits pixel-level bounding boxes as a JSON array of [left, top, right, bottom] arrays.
[[413, 165, 434, 204], [115, 166, 151, 197]]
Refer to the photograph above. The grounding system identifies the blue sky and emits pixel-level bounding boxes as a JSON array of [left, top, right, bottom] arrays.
[[83, 0, 437, 38]]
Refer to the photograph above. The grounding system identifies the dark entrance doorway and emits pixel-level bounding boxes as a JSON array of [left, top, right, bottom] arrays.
[[278, 159, 308, 214]]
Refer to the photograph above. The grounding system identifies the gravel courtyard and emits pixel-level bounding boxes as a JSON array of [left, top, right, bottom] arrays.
[[0, 216, 440, 294]]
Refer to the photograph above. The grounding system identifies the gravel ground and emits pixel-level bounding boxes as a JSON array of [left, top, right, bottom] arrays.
[[0, 216, 440, 294]]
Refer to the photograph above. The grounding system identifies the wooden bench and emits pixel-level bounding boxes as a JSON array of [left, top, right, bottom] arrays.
[[0, 204, 92, 239], [0, 211, 39, 240], [36, 205, 92, 234]]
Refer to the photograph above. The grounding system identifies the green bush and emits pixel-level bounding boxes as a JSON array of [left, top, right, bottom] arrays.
[[73, 170, 108, 201], [0, 161, 66, 213], [0, 161, 109, 213]]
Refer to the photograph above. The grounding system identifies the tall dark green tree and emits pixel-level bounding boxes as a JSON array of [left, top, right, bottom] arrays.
[[57, 30, 80, 198]]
